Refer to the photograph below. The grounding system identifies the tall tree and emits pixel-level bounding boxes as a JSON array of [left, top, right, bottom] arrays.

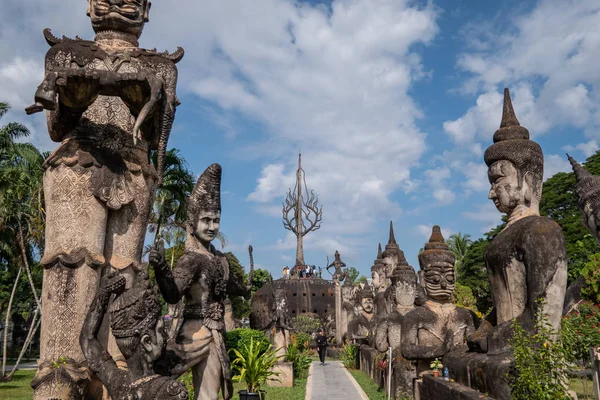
[[447, 232, 473, 272]]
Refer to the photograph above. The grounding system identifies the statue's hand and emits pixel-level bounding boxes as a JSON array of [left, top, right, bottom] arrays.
[[54, 68, 102, 110], [100, 272, 126, 295], [149, 241, 166, 269]]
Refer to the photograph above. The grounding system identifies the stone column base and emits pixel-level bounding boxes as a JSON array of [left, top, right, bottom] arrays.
[[267, 361, 294, 387]]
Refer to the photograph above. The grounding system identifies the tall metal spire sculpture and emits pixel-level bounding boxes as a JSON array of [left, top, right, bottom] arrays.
[[282, 152, 323, 266]]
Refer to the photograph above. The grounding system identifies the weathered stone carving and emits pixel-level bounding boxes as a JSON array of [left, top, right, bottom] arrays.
[[327, 250, 349, 285], [27, 1, 182, 398], [79, 273, 187, 400], [468, 89, 567, 354], [348, 286, 376, 339], [150, 164, 252, 400], [568, 154, 600, 244], [401, 226, 476, 372], [264, 283, 291, 358], [371, 243, 389, 317]]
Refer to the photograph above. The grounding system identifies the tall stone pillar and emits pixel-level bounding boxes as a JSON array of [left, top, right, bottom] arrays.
[[335, 284, 343, 344]]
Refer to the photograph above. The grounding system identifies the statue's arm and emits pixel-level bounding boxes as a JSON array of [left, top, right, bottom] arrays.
[[153, 252, 196, 304], [401, 311, 453, 360], [374, 318, 390, 353], [155, 63, 180, 185]]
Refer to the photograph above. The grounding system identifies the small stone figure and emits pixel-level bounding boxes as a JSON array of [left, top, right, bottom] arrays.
[[468, 89, 567, 354], [374, 264, 418, 354], [327, 250, 348, 284], [371, 243, 389, 317], [265, 284, 292, 358], [79, 273, 187, 400], [568, 154, 600, 244], [348, 286, 376, 339], [401, 226, 476, 372], [149, 164, 252, 400], [27, 1, 183, 397]]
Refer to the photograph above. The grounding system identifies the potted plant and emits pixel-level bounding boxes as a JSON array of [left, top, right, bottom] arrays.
[[231, 337, 282, 400], [430, 358, 442, 378]]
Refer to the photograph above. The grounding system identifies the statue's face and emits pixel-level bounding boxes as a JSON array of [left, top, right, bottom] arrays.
[[361, 297, 374, 314], [382, 256, 396, 276], [371, 271, 380, 288], [193, 210, 221, 245], [141, 318, 165, 362], [394, 280, 416, 308], [423, 264, 454, 302], [488, 160, 532, 214], [87, 0, 151, 38], [342, 287, 354, 303]]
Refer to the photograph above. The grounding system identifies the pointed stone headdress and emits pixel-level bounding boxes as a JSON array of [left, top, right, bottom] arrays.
[[418, 226, 455, 270], [371, 243, 386, 273], [484, 88, 543, 197], [356, 285, 374, 301], [568, 154, 600, 220], [187, 163, 222, 224], [382, 221, 400, 258]]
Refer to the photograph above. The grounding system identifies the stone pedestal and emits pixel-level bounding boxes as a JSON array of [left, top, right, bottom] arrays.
[[335, 284, 343, 344], [417, 373, 496, 400], [267, 362, 294, 388], [442, 347, 512, 400]]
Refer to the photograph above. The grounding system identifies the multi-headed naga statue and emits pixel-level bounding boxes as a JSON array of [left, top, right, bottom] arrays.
[[282, 152, 323, 266], [26, 1, 182, 398], [150, 164, 253, 400]]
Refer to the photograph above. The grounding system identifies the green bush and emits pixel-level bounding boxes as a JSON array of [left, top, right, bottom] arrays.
[[290, 315, 321, 335], [340, 343, 359, 369], [581, 253, 600, 303], [286, 335, 312, 379], [508, 300, 570, 400], [226, 328, 270, 362], [562, 302, 600, 368], [294, 332, 311, 351], [177, 370, 193, 400]]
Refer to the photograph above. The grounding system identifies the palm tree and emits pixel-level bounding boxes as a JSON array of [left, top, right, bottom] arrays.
[[447, 232, 473, 273], [0, 102, 46, 379]]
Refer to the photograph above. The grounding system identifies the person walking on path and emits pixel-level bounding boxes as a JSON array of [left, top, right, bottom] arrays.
[[316, 328, 328, 365]]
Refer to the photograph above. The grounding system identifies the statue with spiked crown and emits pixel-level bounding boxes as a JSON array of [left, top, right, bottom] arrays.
[[27, 1, 183, 398], [568, 154, 600, 244], [150, 164, 252, 400], [466, 89, 567, 355]]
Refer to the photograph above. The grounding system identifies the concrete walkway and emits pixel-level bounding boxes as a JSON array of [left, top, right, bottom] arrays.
[[305, 361, 369, 400]]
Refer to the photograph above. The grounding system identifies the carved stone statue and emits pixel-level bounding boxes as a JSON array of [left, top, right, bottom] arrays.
[[340, 279, 357, 342], [468, 89, 568, 354], [327, 250, 348, 284], [79, 273, 187, 400], [401, 226, 476, 373], [347, 286, 376, 339], [381, 222, 400, 278], [568, 154, 600, 244], [371, 243, 389, 317], [374, 264, 418, 354], [26, 1, 182, 397], [149, 164, 252, 400], [264, 284, 291, 358]]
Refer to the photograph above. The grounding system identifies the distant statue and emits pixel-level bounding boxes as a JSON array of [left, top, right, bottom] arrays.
[[26, 1, 183, 397], [467, 89, 567, 354], [401, 226, 476, 373], [371, 243, 389, 317], [79, 273, 187, 400], [327, 250, 348, 284], [568, 154, 600, 244], [264, 284, 291, 358], [348, 286, 376, 339], [150, 164, 252, 400]]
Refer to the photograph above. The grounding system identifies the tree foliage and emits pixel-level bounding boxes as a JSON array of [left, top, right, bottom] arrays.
[[447, 232, 472, 270], [457, 237, 493, 313]]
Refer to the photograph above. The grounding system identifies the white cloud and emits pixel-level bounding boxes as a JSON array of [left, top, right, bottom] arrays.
[[563, 140, 599, 158], [462, 162, 489, 193], [544, 154, 572, 181], [462, 203, 502, 233], [423, 167, 456, 205]]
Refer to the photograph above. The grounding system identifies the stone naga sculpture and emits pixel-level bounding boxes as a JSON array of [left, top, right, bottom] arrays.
[[568, 154, 600, 244], [468, 88, 567, 354], [79, 273, 187, 400], [401, 226, 475, 372], [26, 1, 182, 398], [149, 164, 252, 400]]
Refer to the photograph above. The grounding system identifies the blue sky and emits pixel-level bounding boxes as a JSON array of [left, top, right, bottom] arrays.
[[1, 0, 599, 279]]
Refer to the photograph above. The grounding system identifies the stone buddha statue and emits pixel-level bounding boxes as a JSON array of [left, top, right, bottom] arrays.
[[347, 286, 376, 339], [374, 263, 418, 354], [401, 226, 476, 372], [468, 89, 568, 354], [568, 154, 600, 244], [371, 243, 389, 317]]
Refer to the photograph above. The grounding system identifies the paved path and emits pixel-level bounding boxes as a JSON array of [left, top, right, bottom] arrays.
[[305, 361, 369, 400], [5, 362, 37, 371]]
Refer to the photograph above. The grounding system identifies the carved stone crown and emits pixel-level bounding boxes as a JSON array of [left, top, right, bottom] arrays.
[[484, 88, 543, 193], [371, 243, 386, 273], [187, 163, 222, 224], [418, 225, 455, 269], [109, 275, 161, 339], [568, 154, 600, 209], [357, 286, 374, 301], [390, 261, 416, 284], [382, 221, 399, 258]]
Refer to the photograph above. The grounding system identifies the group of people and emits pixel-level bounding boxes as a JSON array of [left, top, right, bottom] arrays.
[[282, 265, 322, 279]]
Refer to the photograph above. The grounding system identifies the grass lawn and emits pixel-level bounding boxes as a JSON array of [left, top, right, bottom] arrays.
[[0, 370, 35, 400], [569, 377, 595, 399], [221, 378, 307, 400], [347, 368, 388, 400]]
